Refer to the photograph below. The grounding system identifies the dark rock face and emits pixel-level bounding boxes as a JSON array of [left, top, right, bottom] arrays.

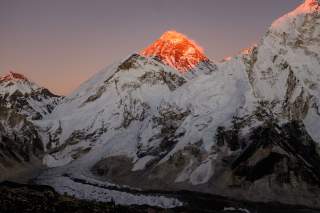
[[0, 88, 62, 120], [0, 109, 43, 155], [136, 104, 190, 159], [213, 120, 320, 208], [0, 107, 44, 180], [231, 121, 320, 185]]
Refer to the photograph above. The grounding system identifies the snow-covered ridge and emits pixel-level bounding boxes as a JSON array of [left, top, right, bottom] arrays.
[[0, 70, 62, 120], [271, 0, 319, 34], [0, 71, 28, 82], [0, 71, 40, 95]]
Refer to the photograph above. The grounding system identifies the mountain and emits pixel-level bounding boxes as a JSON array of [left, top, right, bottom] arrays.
[[41, 53, 188, 167], [36, 0, 320, 208], [2, 0, 320, 210], [141, 31, 217, 76], [0, 71, 62, 120], [0, 71, 62, 180]]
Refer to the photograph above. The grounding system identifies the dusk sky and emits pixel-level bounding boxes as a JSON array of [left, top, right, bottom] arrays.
[[0, 0, 302, 95]]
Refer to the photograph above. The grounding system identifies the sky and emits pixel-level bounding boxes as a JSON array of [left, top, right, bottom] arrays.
[[0, 0, 303, 95]]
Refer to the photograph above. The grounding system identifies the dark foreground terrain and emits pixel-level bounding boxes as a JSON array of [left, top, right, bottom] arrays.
[[1, 181, 320, 213], [0, 181, 165, 213]]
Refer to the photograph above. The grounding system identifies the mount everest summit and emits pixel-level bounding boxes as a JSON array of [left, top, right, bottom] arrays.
[[1, 0, 320, 210]]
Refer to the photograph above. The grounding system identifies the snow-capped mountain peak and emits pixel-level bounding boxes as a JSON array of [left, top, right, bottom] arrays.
[[294, 0, 319, 13], [0, 71, 40, 95], [140, 31, 209, 73], [0, 71, 29, 82], [304, 0, 320, 8], [271, 0, 319, 33], [0, 70, 62, 120]]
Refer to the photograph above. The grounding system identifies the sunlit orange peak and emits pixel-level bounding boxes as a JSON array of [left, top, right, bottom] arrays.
[[160, 31, 189, 44], [0, 71, 28, 82], [141, 30, 208, 73], [305, 0, 319, 6]]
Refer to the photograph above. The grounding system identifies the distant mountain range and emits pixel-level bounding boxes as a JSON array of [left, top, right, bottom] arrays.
[[1, 0, 320, 210]]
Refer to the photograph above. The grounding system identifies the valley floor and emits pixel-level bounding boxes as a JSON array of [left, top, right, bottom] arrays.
[[1, 171, 320, 213]]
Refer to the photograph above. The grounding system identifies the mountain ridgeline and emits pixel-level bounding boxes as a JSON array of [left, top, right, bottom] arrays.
[[0, 71, 62, 181], [1, 0, 320, 210]]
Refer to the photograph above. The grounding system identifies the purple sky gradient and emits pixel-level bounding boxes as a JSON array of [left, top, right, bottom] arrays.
[[0, 0, 302, 95]]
